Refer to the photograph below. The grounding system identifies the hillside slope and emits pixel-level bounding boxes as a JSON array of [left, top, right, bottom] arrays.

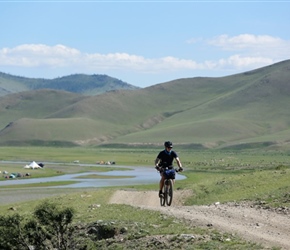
[[107, 60, 290, 148], [0, 73, 138, 96], [0, 60, 290, 148]]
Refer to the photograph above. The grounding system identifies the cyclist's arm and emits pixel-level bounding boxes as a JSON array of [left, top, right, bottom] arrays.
[[155, 158, 161, 168], [175, 157, 183, 170]]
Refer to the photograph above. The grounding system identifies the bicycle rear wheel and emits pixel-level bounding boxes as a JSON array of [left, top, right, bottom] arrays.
[[165, 179, 173, 206]]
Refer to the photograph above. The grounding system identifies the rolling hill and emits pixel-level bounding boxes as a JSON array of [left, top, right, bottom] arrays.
[[0, 73, 139, 96], [0, 59, 290, 149]]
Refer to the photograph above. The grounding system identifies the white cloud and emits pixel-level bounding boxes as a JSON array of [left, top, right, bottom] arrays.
[[215, 55, 274, 70], [208, 34, 290, 57], [0, 44, 204, 73], [0, 44, 81, 67], [0, 35, 289, 78], [201, 34, 290, 71], [209, 34, 284, 49]]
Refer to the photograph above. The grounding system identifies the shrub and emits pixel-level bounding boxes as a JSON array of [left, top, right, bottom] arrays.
[[0, 201, 76, 250]]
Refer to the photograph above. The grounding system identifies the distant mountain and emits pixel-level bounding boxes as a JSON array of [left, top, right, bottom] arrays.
[[0, 73, 139, 96], [0, 59, 290, 149]]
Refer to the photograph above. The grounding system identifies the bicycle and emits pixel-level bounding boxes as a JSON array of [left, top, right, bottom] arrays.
[[159, 168, 180, 207]]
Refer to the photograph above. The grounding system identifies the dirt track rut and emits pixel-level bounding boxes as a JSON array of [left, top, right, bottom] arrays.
[[110, 190, 290, 250]]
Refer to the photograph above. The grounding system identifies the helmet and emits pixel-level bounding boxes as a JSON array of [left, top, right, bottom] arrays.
[[164, 141, 173, 148]]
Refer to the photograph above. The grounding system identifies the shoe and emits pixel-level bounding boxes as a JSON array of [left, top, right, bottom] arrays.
[[159, 190, 163, 198]]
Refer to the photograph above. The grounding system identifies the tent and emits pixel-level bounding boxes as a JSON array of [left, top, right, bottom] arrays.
[[28, 161, 41, 169], [24, 162, 42, 169]]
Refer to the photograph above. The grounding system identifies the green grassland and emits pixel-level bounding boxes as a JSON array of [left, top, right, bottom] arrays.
[[0, 146, 289, 249], [1, 60, 290, 248], [1, 146, 290, 208], [0, 146, 154, 165], [0, 189, 263, 249]]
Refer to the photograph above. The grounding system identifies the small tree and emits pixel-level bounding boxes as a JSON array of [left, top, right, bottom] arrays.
[[0, 214, 32, 250], [0, 201, 76, 250], [33, 201, 75, 249]]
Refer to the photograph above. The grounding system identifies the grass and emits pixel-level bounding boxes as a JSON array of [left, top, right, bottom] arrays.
[[0, 146, 156, 165], [1, 146, 290, 208], [0, 188, 264, 250], [0, 181, 79, 188], [178, 167, 290, 207], [0, 146, 289, 249]]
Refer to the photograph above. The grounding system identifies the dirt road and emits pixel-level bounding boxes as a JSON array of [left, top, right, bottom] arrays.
[[110, 190, 290, 250]]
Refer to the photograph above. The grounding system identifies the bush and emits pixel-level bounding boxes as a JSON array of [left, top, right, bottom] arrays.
[[0, 201, 76, 250]]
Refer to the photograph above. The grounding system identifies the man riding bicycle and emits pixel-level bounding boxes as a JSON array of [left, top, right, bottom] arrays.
[[155, 141, 183, 197]]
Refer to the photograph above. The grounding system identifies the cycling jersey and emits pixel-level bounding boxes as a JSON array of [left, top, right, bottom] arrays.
[[156, 149, 178, 169]]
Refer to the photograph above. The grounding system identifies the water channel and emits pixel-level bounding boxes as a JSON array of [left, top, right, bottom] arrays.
[[0, 161, 186, 188]]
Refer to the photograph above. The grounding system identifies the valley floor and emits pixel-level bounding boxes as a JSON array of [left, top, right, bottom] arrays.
[[2, 188, 290, 249], [110, 190, 290, 250]]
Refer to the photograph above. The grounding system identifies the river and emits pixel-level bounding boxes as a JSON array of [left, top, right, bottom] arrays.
[[0, 161, 186, 188]]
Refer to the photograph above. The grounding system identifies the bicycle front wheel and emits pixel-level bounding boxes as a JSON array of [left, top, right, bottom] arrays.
[[165, 179, 173, 206], [160, 185, 166, 206]]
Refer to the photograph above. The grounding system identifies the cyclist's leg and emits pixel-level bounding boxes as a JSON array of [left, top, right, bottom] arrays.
[[168, 165, 176, 185], [159, 173, 165, 196], [172, 175, 176, 185]]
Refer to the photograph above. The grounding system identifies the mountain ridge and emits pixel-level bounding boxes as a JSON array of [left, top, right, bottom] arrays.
[[0, 72, 139, 96], [0, 59, 290, 149]]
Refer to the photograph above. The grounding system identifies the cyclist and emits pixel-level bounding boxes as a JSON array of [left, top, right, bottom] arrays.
[[155, 141, 183, 197]]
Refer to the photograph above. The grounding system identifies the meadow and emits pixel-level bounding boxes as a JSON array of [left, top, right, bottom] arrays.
[[1, 146, 290, 207], [0, 146, 289, 249]]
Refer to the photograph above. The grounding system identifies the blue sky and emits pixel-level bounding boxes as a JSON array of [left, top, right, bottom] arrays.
[[1, 1, 290, 88]]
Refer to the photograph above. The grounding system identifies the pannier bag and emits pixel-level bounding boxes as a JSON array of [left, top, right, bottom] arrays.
[[164, 169, 176, 179]]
